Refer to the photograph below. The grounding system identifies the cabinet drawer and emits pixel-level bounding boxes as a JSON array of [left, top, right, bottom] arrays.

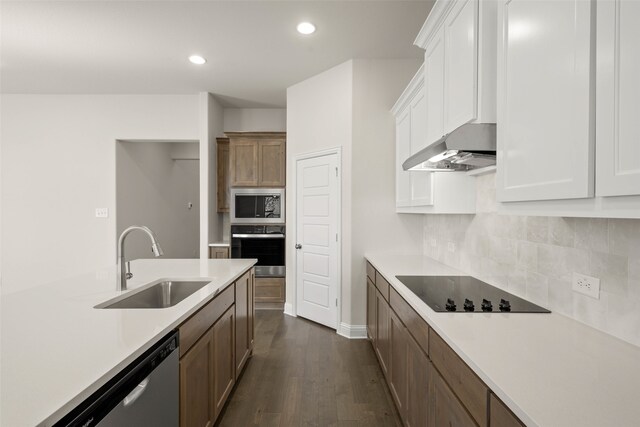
[[375, 271, 390, 301], [429, 330, 488, 427], [179, 284, 235, 357], [366, 262, 376, 283], [489, 393, 525, 427], [255, 277, 285, 303], [390, 287, 429, 356]]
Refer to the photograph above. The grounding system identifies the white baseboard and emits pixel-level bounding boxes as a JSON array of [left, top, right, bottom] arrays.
[[283, 302, 296, 317], [337, 322, 368, 339]]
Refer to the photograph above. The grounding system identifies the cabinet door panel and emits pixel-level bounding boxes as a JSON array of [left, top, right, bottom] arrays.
[[217, 139, 230, 212], [489, 393, 525, 427], [424, 26, 446, 146], [407, 335, 429, 427], [429, 366, 477, 427], [258, 140, 285, 187], [375, 289, 390, 376], [389, 310, 408, 420], [230, 140, 258, 187], [409, 85, 434, 207], [444, 0, 478, 132], [213, 306, 235, 418], [496, 0, 594, 202], [180, 329, 214, 427], [235, 271, 251, 377], [396, 108, 413, 208], [596, 0, 640, 197], [367, 278, 377, 342]]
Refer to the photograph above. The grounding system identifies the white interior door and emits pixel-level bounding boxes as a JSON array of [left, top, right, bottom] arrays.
[[295, 152, 339, 329]]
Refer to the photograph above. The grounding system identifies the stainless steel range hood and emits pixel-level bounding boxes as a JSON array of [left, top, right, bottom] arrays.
[[402, 123, 497, 172]]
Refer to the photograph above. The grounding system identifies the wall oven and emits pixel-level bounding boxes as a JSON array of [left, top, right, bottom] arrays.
[[231, 225, 285, 277], [230, 188, 284, 224]]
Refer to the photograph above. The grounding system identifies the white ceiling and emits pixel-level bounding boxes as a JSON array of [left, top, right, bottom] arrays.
[[1, 1, 433, 107]]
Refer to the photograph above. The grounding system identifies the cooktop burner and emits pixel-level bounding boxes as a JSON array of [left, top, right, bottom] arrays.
[[395, 275, 550, 313]]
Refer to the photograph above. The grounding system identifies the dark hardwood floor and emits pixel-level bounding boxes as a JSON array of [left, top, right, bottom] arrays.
[[216, 310, 402, 427]]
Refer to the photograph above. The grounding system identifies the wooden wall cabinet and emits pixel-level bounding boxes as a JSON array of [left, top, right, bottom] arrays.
[[366, 263, 526, 427], [216, 138, 230, 213], [178, 268, 254, 427], [226, 133, 286, 188]]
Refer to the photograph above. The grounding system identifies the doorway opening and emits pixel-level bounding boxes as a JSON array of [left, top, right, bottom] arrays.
[[116, 140, 200, 260]]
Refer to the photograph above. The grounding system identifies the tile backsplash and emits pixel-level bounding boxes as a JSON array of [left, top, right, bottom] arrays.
[[423, 172, 640, 347]]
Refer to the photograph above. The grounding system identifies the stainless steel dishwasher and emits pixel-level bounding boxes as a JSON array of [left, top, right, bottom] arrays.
[[54, 331, 179, 427]]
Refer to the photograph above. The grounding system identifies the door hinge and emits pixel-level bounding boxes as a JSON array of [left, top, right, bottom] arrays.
[[336, 233, 338, 242], [336, 298, 338, 307], [335, 167, 338, 177]]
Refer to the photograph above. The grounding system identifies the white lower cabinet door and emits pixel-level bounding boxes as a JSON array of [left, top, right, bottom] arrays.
[[496, 0, 595, 202], [596, 0, 640, 197]]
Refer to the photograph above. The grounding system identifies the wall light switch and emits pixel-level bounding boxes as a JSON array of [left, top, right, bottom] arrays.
[[430, 238, 437, 247], [572, 272, 600, 299], [95, 208, 109, 218], [447, 241, 456, 252]]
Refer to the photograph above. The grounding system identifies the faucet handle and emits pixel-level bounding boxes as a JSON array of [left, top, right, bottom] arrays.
[[126, 261, 133, 280]]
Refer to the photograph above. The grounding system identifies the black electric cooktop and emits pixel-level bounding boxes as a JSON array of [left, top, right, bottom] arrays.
[[395, 275, 550, 313]]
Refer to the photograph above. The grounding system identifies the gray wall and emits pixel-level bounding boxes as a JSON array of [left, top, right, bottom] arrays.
[[116, 141, 199, 260]]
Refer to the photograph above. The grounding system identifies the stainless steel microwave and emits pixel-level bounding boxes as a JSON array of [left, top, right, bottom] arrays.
[[230, 188, 285, 224]]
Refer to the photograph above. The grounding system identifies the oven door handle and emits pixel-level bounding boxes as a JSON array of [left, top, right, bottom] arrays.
[[232, 234, 285, 239]]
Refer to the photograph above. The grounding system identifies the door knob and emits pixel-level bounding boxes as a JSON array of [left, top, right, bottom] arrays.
[[295, 244, 302, 249]]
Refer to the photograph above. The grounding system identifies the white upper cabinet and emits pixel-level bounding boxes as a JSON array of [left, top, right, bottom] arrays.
[[415, 0, 496, 146], [596, 0, 640, 197], [424, 26, 446, 147], [396, 108, 414, 208], [496, 0, 595, 202], [392, 66, 434, 209], [444, 0, 478, 132]]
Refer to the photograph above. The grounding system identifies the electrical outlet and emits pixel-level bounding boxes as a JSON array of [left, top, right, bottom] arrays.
[[95, 208, 109, 218], [572, 272, 600, 299], [447, 241, 456, 252]]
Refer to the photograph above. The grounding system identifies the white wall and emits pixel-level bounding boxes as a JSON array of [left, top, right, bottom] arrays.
[[286, 59, 423, 329], [199, 93, 225, 259], [351, 59, 424, 325], [116, 141, 199, 260], [286, 60, 354, 324], [0, 94, 199, 294], [223, 108, 286, 132]]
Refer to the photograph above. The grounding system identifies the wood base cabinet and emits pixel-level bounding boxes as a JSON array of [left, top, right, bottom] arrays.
[[365, 262, 525, 427], [178, 268, 255, 427], [429, 365, 477, 427], [235, 269, 254, 377]]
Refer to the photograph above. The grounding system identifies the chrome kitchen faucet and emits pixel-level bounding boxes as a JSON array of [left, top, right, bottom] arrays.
[[117, 226, 164, 291]]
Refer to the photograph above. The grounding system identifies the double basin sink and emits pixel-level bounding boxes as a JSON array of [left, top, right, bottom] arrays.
[[95, 280, 212, 309]]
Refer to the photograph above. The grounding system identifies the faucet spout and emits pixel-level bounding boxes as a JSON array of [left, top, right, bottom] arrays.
[[117, 226, 164, 291]]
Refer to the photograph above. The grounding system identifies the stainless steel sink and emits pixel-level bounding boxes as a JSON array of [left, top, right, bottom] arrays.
[[96, 280, 211, 309]]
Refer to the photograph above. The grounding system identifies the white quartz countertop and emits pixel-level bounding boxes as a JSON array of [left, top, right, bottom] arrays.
[[0, 258, 256, 427], [365, 253, 640, 427]]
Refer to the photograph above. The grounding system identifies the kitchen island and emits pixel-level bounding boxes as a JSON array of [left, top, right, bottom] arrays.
[[0, 258, 256, 427]]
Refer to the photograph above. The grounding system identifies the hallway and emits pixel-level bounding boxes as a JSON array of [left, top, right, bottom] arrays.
[[216, 310, 402, 427]]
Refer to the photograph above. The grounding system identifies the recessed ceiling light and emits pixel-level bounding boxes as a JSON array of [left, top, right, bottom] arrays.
[[297, 22, 316, 35], [188, 55, 207, 65]]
